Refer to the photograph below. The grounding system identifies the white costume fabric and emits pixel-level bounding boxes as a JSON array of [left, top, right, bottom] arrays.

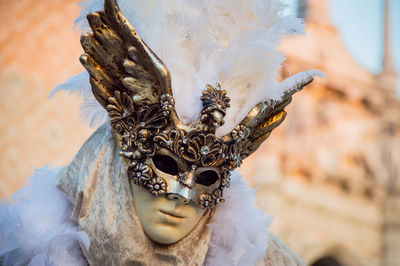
[[0, 0, 322, 264]]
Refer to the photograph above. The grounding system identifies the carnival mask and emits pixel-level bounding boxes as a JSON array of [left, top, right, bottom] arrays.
[[131, 182, 207, 244], [80, 0, 315, 209]]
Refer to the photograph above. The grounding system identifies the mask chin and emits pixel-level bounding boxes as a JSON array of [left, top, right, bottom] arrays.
[[130, 182, 207, 245]]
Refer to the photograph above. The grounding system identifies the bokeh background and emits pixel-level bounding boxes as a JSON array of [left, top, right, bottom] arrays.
[[0, 0, 399, 265]]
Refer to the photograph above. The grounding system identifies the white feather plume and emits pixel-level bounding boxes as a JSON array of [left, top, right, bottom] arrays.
[[0, 166, 89, 266], [205, 170, 273, 266], [50, 71, 109, 128], [279, 69, 325, 91], [52, 0, 321, 134]]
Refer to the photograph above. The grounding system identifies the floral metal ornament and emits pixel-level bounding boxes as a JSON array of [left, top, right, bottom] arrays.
[[80, 0, 315, 209], [147, 177, 167, 196]]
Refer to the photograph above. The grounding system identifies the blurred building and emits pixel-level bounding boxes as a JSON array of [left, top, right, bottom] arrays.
[[0, 1, 399, 266], [0, 0, 94, 198], [241, 0, 400, 265]]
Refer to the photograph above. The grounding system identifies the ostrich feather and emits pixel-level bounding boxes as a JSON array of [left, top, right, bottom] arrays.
[[50, 71, 108, 128], [0, 166, 89, 266], [206, 170, 273, 266], [52, 0, 320, 135]]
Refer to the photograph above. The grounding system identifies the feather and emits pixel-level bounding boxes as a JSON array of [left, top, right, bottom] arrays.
[[0, 166, 89, 266], [50, 71, 108, 128], [279, 70, 325, 92], [206, 170, 273, 266], [52, 0, 321, 134]]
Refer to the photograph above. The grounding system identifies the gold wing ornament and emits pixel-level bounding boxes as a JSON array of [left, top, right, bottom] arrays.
[[80, 0, 179, 126], [80, 0, 316, 209], [221, 78, 314, 168]]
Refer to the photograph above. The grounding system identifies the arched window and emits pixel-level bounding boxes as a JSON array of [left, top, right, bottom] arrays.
[[312, 256, 343, 266]]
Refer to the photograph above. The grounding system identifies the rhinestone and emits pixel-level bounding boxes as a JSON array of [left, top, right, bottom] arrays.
[[136, 172, 142, 177], [239, 131, 245, 138], [122, 112, 127, 118], [200, 146, 210, 155], [182, 138, 187, 144], [154, 184, 160, 190], [141, 122, 145, 127], [201, 114, 206, 120], [166, 140, 173, 145], [191, 165, 197, 170], [217, 104, 222, 109], [126, 132, 130, 137], [163, 111, 168, 116]]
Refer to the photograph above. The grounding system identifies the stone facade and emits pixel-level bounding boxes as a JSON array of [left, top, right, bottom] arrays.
[[240, 0, 400, 265], [0, 1, 398, 266]]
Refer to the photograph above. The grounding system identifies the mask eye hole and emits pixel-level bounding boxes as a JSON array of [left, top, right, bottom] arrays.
[[196, 170, 219, 186], [152, 155, 179, 175]]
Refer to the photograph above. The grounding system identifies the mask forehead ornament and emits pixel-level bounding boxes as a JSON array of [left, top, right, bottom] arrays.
[[80, 0, 315, 209]]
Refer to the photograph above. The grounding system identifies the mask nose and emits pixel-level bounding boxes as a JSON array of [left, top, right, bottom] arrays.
[[178, 167, 196, 188], [166, 187, 191, 205], [164, 165, 197, 205]]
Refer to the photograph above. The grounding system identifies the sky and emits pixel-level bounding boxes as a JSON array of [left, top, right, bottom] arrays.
[[286, 0, 400, 94]]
